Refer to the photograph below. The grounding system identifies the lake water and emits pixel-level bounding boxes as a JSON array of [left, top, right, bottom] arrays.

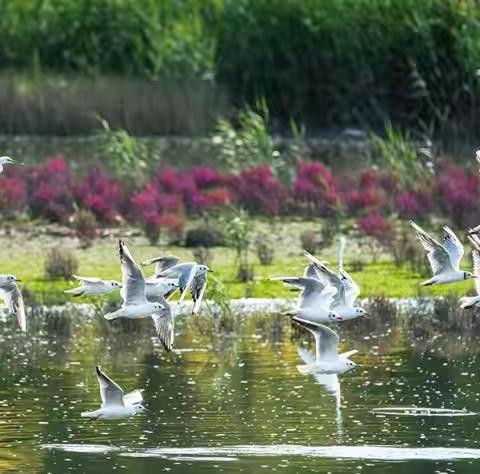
[[1, 306, 480, 473]]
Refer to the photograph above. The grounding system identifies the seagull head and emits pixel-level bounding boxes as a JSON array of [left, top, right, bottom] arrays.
[[356, 307, 368, 317], [132, 402, 146, 414], [345, 360, 357, 371], [197, 265, 213, 274], [464, 271, 476, 280]]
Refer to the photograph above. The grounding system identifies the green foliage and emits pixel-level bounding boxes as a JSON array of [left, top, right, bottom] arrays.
[[97, 119, 150, 182], [212, 101, 278, 172], [370, 124, 431, 188], [218, 208, 254, 281], [1, 1, 480, 130]]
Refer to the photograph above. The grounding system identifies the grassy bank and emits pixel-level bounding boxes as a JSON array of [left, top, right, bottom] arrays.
[[0, 1, 479, 133], [3, 231, 473, 307]]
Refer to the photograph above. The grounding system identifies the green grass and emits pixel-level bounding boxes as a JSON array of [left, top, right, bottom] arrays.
[[3, 233, 474, 306]]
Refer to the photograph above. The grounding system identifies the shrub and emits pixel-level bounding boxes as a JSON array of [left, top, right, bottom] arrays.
[[300, 230, 318, 254], [293, 161, 340, 216], [184, 224, 225, 248], [69, 209, 99, 248], [74, 167, 122, 224], [192, 246, 214, 267], [255, 234, 275, 265], [44, 247, 79, 281], [29, 156, 73, 222], [235, 165, 289, 215], [0, 177, 27, 217]]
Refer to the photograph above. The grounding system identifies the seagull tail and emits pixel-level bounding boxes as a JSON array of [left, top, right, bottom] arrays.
[[296, 363, 317, 375], [459, 296, 480, 309], [64, 287, 84, 296], [104, 311, 120, 320], [81, 411, 99, 420], [420, 278, 435, 287]]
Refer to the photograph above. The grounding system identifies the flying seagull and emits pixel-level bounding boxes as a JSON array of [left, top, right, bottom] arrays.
[[81, 366, 145, 420], [304, 250, 367, 320], [459, 234, 480, 309], [155, 261, 212, 315], [410, 221, 474, 285], [293, 317, 358, 375], [64, 275, 122, 297], [104, 241, 174, 351], [270, 273, 342, 322], [0, 274, 26, 332]]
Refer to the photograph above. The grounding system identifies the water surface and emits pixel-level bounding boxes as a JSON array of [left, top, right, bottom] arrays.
[[0, 308, 479, 473]]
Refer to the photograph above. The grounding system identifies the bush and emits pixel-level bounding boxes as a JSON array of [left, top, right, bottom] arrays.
[[300, 230, 318, 255], [44, 247, 79, 281], [69, 209, 99, 248], [184, 224, 225, 248], [192, 247, 214, 267], [255, 234, 275, 266]]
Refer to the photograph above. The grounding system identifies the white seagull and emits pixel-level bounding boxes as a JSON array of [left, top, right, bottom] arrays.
[[293, 317, 358, 375], [270, 272, 343, 322], [0, 156, 22, 174], [104, 241, 174, 351], [81, 365, 145, 420], [0, 274, 26, 332], [459, 234, 480, 309], [304, 250, 367, 320], [410, 221, 474, 285], [64, 275, 122, 297], [155, 262, 212, 315]]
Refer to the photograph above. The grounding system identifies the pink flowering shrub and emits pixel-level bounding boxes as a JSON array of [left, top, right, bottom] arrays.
[[29, 156, 73, 222], [0, 177, 27, 216], [395, 191, 432, 218], [74, 167, 122, 223], [434, 163, 480, 227], [293, 161, 340, 216], [235, 165, 288, 215]]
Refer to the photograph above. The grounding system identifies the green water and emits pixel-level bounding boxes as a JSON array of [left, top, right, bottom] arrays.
[[0, 310, 479, 473]]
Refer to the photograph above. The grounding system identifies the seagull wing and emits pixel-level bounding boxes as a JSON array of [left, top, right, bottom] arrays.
[[152, 298, 174, 351], [142, 255, 181, 278], [190, 273, 207, 315], [293, 317, 339, 361], [442, 226, 464, 271], [303, 263, 320, 280], [0, 282, 26, 332], [73, 275, 102, 284], [468, 235, 480, 295], [309, 262, 345, 308], [119, 240, 146, 305], [339, 269, 360, 306], [123, 389, 143, 407], [410, 221, 453, 275], [95, 365, 124, 407]]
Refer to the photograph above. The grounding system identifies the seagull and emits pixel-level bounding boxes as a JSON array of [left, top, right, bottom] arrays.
[[270, 273, 343, 322], [64, 275, 122, 297], [410, 221, 474, 285], [142, 255, 180, 281], [293, 317, 358, 375], [81, 366, 145, 420], [0, 274, 26, 332], [0, 156, 22, 174], [304, 250, 367, 320], [459, 234, 480, 309], [144, 278, 179, 302], [155, 262, 212, 315], [104, 241, 174, 351]]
